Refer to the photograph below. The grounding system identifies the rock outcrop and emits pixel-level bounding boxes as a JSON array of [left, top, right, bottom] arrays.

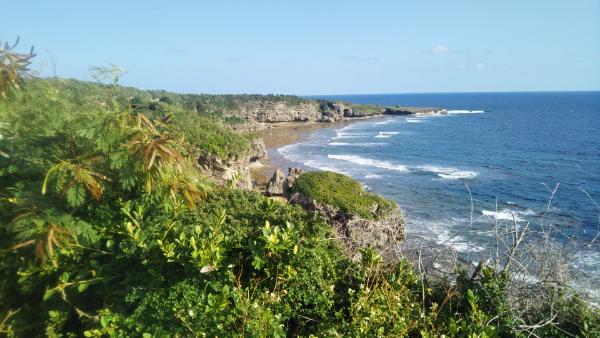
[[266, 168, 405, 261], [289, 192, 405, 261], [285, 167, 303, 190], [197, 138, 268, 190], [265, 167, 304, 196], [266, 169, 286, 195]]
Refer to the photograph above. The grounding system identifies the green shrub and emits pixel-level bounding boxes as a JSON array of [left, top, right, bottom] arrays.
[[171, 111, 253, 159], [294, 171, 399, 220]]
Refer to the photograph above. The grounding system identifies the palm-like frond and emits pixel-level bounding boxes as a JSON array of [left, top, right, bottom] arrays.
[[42, 155, 108, 206]]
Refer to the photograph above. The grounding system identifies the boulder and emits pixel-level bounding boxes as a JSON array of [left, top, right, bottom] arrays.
[[249, 138, 267, 162], [285, 167, 303, 190], [266, 169, 287, 196]]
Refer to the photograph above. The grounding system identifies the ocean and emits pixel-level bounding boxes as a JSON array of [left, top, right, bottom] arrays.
[[276, 91, 600, 294]]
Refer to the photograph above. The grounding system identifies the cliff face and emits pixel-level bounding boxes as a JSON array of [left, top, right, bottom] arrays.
[[225, 101, 322, 123], [197, 138, 267, 190], [223, 99, 447, 126], [222, 100, 375, 124]]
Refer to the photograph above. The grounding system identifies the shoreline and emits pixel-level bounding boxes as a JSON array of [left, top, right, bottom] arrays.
[[249, 115, 388, 188]]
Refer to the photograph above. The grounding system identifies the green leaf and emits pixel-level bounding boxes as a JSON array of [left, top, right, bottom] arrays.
[[43, 288, 56, 301], [66, 184, 86, 207], [100, 315, 109, 328], [77, 282, 88, 292], [74, 220, 99, 246], [42, 164, 60, 194], [59, 272, 70, 283]]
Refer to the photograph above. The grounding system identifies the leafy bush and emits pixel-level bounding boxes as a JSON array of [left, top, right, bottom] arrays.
[[170, 111, 253, 159], [294, 171, 399, 220]]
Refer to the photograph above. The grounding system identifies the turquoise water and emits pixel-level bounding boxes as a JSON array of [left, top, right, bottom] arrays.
[[278, 92, 600, 292]]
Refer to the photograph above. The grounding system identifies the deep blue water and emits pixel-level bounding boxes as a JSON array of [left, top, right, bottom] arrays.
[[277, 92, 600, 288]]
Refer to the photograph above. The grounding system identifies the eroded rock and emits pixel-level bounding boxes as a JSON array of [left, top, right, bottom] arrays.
[[288, 190, 405, 262], [197, 138, 268, 190], [266, 169, 287, 196]]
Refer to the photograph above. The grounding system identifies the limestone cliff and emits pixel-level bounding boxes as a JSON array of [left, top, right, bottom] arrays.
[[222, 99, 446, 127], [197, 137, 267, 190]]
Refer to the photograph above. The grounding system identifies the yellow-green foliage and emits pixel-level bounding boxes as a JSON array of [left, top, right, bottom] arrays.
[[294, 171, 399, 220]]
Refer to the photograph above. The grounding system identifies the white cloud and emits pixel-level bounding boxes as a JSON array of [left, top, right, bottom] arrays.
[[431, 45, 449, 54], [476, 62, 485, 70]]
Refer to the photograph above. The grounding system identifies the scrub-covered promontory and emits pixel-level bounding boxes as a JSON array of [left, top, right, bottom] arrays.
[[291, 171, 405, 261]]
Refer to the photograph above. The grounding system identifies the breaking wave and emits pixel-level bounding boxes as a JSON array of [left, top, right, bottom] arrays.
[[329, 142, 387, 146], [416, 165, 479, 180], [481, 208, 536, 222], [375, 131, 400, 138], [373, 119, 394, 125], [326, 155, 478, 180], [447, 110, 484, 114], [328, 154, 409, 172]]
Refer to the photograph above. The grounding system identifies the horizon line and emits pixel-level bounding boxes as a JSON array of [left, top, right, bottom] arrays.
[[305, 89, 600, 97]]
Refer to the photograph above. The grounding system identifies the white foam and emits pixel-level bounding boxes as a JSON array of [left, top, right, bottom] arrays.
[[338, 124, 360, 132], [481, 209, 524, 222], [373, 119, 394, 125], [329, 142, 386, 146], [364, 173, 382, 179], [333, 132, 370, 139], [303, 160, 349, 175], [447, 110, 484, 114], [481, 207, 538, 223], [416, 165, 479, 180], [277, 143, 300, 157], [433, 228, 487, 253], [406, 118, 425, 123], [328, 154, 409, 172], [438, 171, 479, 180], [375, 131, 399, 138], [519, 209, 537, 216]]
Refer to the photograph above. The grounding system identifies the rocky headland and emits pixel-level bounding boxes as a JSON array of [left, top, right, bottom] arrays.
[[225, 99, 446, 131]]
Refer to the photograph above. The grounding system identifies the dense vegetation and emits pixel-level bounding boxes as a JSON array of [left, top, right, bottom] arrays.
[[294, 171, 399, 220], [0, 47, 598, 336]]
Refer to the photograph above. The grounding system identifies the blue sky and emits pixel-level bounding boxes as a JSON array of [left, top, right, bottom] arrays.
[[2, 1, 599, 95]]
